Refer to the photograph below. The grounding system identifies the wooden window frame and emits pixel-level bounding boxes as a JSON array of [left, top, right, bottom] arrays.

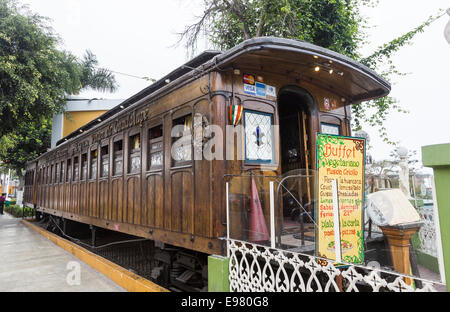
[[89, 147, 98, 180], [100, 143, 110, 179], [243, 109, 275, 165], [81, 153, 88, 181], [171, 111, 193, 168], [113, 136, 124, 177], [73, 156, 79, 182], [66, 158, 72, 183], [128, 129, 141, 175]]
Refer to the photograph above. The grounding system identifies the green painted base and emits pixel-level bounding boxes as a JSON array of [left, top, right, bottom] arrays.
[[208, 255, 230, 292]]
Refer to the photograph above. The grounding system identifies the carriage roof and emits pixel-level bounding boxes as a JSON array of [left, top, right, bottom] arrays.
[[51, 37, 390, 152]]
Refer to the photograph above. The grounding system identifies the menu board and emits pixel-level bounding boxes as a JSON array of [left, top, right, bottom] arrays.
[[315, 134, 365, 264]]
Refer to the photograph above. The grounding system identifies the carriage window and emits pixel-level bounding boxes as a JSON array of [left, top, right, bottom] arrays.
[[113, 140, 123, 176], [60, 161, 64, 183], [90, 149, 98, 180], [320, 122, 340, 135], [172, 115, 192, 166], [101, 145, 109, 178], [66, 159, 72, 182], [148, 125, 163, 170], [128, 133, 141, 174], [243, 110, 274, 163], [81, 153, 87, 180], [55, 163, 60, 183], [73, 157, 79, 181], [51, 164, 55, 184]]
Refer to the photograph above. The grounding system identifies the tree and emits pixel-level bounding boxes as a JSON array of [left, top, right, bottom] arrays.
[[0, 0, 118, 184], [178, 0, 445, 143]]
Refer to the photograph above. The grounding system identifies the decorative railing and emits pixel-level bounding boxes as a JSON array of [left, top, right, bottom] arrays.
[[417, 207, 437, 257], [228, 239, 444, 292]]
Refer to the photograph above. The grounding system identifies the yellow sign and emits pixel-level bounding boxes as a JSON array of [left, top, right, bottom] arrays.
[[315, 134, 365, 264]]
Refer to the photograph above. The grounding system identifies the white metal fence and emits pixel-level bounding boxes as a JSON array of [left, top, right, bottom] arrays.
[[417, 207, 437, 257], [228, 238, 444, 292]]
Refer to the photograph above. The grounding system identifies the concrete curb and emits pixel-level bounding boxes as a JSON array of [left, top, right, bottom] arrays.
[[21, 220, 169, 292]]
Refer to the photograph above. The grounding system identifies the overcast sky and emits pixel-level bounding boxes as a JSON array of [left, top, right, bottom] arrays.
[[21, 0, 450, 168]]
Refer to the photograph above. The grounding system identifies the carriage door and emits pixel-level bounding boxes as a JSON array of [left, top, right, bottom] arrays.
[[278, 87, 316, 245]]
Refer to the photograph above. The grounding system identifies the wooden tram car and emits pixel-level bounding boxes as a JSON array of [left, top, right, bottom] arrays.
[[24, 37, 390, 290]]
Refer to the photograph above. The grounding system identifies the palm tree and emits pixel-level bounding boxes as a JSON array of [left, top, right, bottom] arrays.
[[79, 50, 118, 93]]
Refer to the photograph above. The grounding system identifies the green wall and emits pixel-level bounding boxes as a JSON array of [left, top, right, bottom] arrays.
[[422, 143, 450, 291], [208, 255, 230, 292]]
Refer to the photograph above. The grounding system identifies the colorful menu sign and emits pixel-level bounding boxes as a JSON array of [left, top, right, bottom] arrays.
[[315, 134, 365, 264]]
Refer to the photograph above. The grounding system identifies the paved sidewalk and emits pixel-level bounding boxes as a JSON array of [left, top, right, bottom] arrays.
[[0, 213, 125, 292]]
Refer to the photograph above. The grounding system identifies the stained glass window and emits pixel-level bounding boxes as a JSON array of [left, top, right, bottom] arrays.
[[244, 110, 274, 163]]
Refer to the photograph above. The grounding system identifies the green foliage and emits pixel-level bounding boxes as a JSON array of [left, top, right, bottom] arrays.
[[0, 0, 117, 175], [4, 204, 34, 218], [180, 0, 444, 144], [184, 0, 369, 59], [2, 119, 51, 173]]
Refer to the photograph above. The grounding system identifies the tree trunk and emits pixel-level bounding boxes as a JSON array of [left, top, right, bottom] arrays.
[[17, 170, 25, 191]]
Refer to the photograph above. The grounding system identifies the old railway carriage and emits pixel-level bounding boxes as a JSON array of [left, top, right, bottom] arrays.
[[24, 37, 390, 288]]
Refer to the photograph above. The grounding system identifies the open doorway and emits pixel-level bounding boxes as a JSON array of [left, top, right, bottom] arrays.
[[278, 87, 316, 251]]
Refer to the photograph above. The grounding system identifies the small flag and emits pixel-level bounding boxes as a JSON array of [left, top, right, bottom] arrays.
[[249, 176, 270, 243], [229, 103, 243, 126]]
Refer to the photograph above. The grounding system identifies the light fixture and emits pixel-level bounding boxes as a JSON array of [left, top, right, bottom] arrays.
[[313, 55, 319, 59], [79, 129, 83, 133], [165, 79, 171, 84], [97, 118, 102, 122], [119, 105, 124, 109], [314, 66, 320, 72], [329, 69, 333, 74]]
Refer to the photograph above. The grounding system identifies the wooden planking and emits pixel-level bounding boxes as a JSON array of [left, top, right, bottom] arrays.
[[145, 174, 164, 228], [111, 178, 123, 223], [99, 180, 109, 220], [163, 114, 172, 231], [145, 175, 155, 227], [170, 172, 182, 232], [169, 171, 194, 233], [79, 183, 87, 216], [182, 172, 194, 234], [193, 98, 212, 237], [63, 184, 70, 212], [71, 184, 78, 215], [88, 182, 97, 218], [126, 176, 141, 225]]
